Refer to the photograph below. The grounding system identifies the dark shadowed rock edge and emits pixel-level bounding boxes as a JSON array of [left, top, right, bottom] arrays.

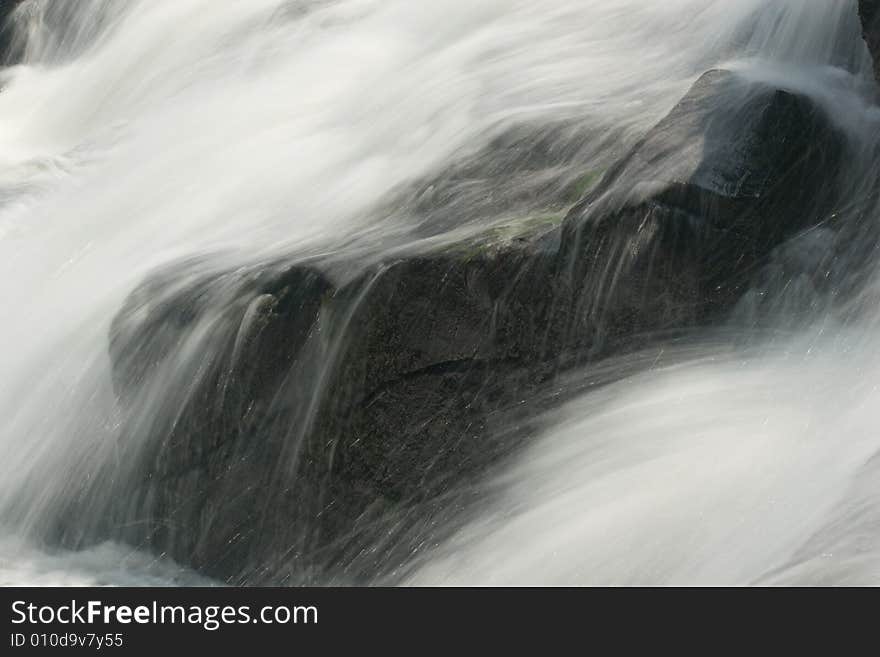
[[61, 67, 849, 584], [861, 0, 880, 83], [0, 0, 24, 65]]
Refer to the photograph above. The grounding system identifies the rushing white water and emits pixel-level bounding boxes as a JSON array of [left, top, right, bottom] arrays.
[[0, 0, 878, 585], [407, 333, 880, 585]]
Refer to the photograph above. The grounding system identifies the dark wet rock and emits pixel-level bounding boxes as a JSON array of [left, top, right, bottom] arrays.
[[88, 69, 847, 584], [0, 0, 24, 65], [558, 69, 845, 355], [93, 218, 565, 584], [860, 0, 880, 83]]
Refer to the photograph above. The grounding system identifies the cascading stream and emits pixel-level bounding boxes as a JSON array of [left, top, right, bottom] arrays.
[[0, 0, 877, 585]]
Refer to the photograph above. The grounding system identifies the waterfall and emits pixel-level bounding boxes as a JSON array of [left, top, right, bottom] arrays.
[[0, 0, 877, 585]]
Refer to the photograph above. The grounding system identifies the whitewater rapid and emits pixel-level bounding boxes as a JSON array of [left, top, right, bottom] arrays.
[[0, 0, 878, 585]]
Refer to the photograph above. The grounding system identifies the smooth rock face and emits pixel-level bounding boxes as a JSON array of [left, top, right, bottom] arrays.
[[87, 69, 847, 584], [560, 70, 845, 344], [0, 0, 24, 65], [861, 0, 880, 82], [96, 227, 566, 583]]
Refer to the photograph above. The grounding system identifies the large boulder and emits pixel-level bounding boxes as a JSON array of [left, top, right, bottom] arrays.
[[861, 0, 880, 83], [80, 69, 847, 584]]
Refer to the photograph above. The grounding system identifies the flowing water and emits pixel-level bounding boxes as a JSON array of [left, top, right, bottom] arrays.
[[0, 0, 879, 585]]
